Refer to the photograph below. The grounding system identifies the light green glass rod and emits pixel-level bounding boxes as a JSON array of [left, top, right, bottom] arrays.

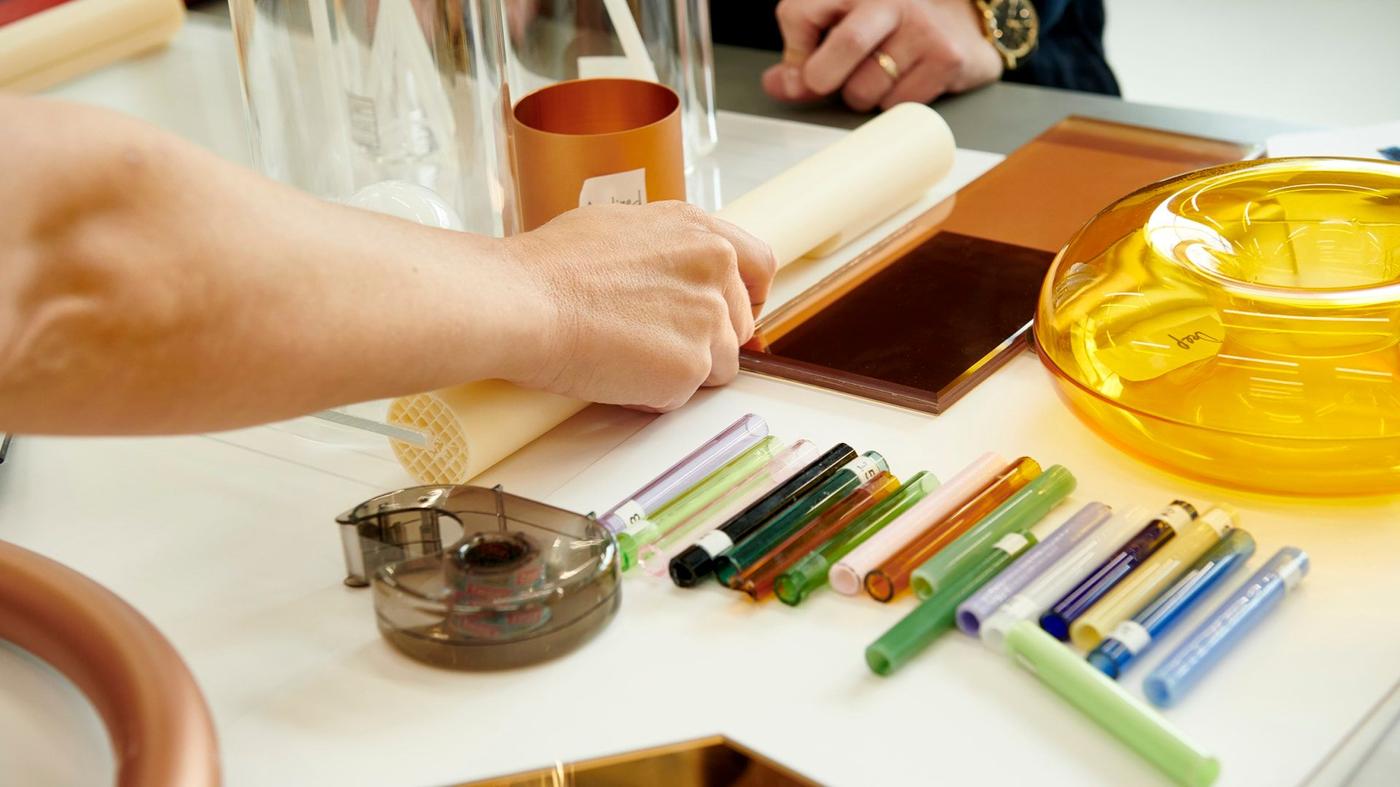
[[614, 436, 784, 570]]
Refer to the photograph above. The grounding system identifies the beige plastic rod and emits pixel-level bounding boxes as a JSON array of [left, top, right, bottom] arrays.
[[0, 0, 185, 92], [389, 103, 955, 483]]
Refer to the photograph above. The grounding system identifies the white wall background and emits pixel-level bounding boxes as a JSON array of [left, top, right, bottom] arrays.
[[1104, 0, 1400, 127]]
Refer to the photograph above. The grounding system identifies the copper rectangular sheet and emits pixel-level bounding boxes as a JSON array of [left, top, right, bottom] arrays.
[[456, 736, 819, 786], [740, 115, 1255, 414]]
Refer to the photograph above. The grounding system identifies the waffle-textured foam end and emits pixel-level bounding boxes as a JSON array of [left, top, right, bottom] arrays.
[[388, 394, 472, 484]]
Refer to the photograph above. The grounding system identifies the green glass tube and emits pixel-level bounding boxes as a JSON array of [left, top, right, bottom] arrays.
[[774, 471, 939, 606], [1004, 621, 1221, 787], [866, 531, 1037, 676], [910, 465, 1076, 599], [615, 436, 783, 570], [714, 451, 888, 586]]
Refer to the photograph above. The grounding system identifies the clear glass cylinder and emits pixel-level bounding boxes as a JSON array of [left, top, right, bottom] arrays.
[[497, 0, 718, 164], [229, 0, 517, 235]]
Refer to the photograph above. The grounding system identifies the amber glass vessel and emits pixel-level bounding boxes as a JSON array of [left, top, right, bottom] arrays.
[[1035, 157, 1400, 496]]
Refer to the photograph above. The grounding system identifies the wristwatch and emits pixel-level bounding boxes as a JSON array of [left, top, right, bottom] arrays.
[[974, 0, 1039, 70]]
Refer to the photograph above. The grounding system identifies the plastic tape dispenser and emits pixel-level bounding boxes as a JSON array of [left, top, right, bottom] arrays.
[[336, 485, 620, 669]]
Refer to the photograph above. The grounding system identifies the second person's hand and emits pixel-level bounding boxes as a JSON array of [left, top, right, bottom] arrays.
[[762, 0, 1003, 111], [504, 202, 777, 411]]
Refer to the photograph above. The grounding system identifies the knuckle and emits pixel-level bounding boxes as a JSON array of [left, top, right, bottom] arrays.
[[775, 0, 799, 26], [682, 352, 711, 387], [710, 291, 731, 320], [827, 26, 867, 59], [670, 201, 709, 225], [843, 80, 878, 110], [695, 234, 736, 270], [762, 246, 778, 277]]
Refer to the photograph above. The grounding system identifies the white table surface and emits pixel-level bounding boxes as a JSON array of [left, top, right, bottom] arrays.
[[5, 14, 1400, 787]]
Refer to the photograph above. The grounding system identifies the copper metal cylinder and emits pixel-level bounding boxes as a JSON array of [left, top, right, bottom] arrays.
[[512, 78, 685, 231], [0, 540, 220, 787]]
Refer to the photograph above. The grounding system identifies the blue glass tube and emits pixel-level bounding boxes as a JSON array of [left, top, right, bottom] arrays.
[[1143, 547, 1309, 708], [1039, 501, 1196, 641], [1087, 529, 1255, 679]]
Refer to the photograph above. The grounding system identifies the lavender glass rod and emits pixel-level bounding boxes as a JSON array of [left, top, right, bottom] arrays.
[[598, 414, 768, 532]]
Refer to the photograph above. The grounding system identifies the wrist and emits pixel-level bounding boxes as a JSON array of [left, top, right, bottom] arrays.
[[491, 232, 573, 389]]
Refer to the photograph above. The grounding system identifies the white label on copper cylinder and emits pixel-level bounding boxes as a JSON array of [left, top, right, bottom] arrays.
[[579, 168, 647, 208]]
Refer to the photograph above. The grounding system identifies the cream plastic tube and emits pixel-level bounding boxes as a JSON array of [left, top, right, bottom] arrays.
[[716, 102, 955, 263], [1069, 508, 1235, 651], [389, 104, 956, 483], [0, 0, 185, 92]]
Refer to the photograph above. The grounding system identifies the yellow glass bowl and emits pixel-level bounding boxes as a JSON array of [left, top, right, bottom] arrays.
[[1035, 157, 1400, 496]]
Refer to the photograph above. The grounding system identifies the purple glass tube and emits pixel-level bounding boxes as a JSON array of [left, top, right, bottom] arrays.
[[956, 502, 1113, 636], [1038, 500, 1197, 640], [599, 414, 768, 532]]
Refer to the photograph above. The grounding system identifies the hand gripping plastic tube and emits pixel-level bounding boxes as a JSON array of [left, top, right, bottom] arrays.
[[957, 502, 1113, 636], [732, 472, 900, 599], [1070, 507, 1234, 650], [1005, 621, 1221, 787], [1088, 529, 1255, 679], [910, 465, 1076, 599], [637, 440, 821, 575], [670, 443, 857, 586], [774, 471, 939, 606], [714, 452, 888, 586], [864, 457, 1040, 602], [1039, 500, 1197, 641], [613, 435, 785, 570], [980, 507, 1147, 653], [386, 106, 956, 486], [828, 453, 1005, 597], [1143, 547, 1309, 708], [599, 414, 768, 532], [866, 530, 1038, 676]]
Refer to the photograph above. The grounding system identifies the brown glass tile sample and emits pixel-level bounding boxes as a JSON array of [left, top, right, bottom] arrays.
[[457, 736, 819, 787], [740, 115, 1254, 413]]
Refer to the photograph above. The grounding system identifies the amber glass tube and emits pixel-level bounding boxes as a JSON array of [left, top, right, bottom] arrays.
[[732, 472, 901, 599], [864, 457, 1040, 602]]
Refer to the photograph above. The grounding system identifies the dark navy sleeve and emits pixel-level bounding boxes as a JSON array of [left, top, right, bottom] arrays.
[[1004, 0, 1121, 95]]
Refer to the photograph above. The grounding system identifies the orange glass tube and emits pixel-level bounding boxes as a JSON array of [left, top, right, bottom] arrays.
[[732, 472, 901, 600], [864, 457, 1041, 602]]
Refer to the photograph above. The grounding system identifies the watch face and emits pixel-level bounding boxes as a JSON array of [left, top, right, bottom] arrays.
[[987, 0, 1039, 60]]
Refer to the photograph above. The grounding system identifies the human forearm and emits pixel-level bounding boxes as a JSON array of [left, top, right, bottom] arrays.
[[0, 98, 550, 434], [0, 97, 776, 435]]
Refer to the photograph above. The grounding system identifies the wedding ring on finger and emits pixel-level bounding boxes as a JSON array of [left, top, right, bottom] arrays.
[[872, 50, 900, 82]]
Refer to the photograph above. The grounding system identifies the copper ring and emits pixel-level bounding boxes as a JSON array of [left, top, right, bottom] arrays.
[[0, 540, 220, 786], [873, 50, 900, 82]]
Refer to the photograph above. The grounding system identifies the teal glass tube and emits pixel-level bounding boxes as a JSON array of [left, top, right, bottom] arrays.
[[773, 471, 939, 607], [910, 465, 1075, 599], [866, 531, 1037, 676], [614, 436, 784, 570], [714, 451, 888, 586]]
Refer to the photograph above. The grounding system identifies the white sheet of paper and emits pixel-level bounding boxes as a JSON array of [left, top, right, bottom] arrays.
[[1266, 120, 1400, 160]]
